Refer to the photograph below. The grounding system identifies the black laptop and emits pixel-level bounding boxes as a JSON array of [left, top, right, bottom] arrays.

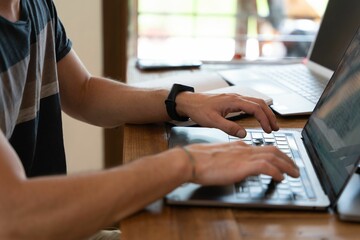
[[166, 26, 360, 211]]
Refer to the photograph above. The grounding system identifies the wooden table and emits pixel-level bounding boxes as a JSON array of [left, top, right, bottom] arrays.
[[120, 60, 360, 239], [120, 115, 360, 239]]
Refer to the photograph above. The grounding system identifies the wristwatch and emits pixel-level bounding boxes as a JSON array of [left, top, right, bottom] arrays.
[[165, 83, 195, 121]]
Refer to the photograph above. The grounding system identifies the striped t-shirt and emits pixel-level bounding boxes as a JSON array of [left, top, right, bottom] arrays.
[[0, 0, 72, 177]]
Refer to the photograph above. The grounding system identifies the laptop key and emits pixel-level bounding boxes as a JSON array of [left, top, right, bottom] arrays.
[[264, 138, 276, 145], [251, 132, 263, 139], [252, 138, 264, 145], [293, 191, 309, 201], [278, 193, 294, 201]]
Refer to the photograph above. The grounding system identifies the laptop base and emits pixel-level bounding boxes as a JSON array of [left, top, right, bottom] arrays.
[[336, 173, 360, 222]]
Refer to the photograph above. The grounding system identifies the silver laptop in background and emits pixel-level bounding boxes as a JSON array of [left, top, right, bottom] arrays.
[[218, 0, 360, 116], [165, 26, 360, 211]]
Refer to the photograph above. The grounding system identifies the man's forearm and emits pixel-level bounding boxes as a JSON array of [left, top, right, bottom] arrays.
[[66, 76, 171, 127], [0, 147, 191, 239], [57, 50, 171, 127]]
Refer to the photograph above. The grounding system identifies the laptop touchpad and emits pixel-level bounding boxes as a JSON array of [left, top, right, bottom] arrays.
[[244, 81, 288, 95]]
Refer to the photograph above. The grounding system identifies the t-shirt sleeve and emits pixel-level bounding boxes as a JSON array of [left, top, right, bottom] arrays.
[[55, 18, 72, 62], [49, 0, 72, 62]]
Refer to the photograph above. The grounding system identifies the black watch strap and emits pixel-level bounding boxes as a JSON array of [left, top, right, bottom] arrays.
[[165, 83, 195, 121]]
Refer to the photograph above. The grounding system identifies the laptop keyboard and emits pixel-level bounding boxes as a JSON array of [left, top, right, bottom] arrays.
[[229, 131, 317, 202], [259, 65, 327, 103]]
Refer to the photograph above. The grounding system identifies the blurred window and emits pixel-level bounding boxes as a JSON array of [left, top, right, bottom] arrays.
[[136, 0, 328, 61]]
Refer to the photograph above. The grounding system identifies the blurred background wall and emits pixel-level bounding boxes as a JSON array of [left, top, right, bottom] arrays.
[[54, 0, 104, 173]]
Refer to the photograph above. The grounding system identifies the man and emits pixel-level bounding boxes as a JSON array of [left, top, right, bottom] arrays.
[[0, 0, 299, 239]]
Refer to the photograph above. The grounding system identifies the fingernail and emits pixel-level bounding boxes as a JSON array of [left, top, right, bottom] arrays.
[[273, 121, 279, 130], [237, 129, 246, 138]]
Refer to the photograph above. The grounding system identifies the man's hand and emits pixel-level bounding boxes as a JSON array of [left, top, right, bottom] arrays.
[[180, 141, 300, 185], [176, 92, 279, 138]]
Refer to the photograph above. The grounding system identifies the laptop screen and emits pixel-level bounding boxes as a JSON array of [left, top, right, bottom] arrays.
[[309, 0, 360, 71], [304, 27, 360, 203]]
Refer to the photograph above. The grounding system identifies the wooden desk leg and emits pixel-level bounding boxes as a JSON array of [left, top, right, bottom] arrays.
[[104, 126, 124, 168]]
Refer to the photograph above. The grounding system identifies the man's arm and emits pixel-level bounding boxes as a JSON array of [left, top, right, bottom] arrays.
[[57, 49, 171, 127], [0, 129, 299, 239], [58, 50, 279, 137], [0, 130, 191, 240]]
